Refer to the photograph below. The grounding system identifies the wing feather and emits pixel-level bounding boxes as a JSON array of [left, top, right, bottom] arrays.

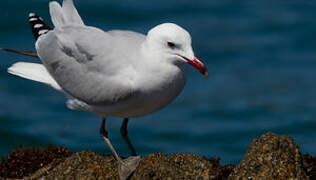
[[62, 0, 84, 25], [36, 26, 138, 105]]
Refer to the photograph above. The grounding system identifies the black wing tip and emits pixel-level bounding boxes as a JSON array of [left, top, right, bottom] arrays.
[[29, 12, 52, 40]]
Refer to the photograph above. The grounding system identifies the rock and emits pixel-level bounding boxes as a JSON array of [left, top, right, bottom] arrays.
[[35, 151, 229, 180], [131, 153, 226, 180], [1, 132, 315, 179], [0, 144, 72, 179], [41, 151, 119, 179], [228, 132, 308, 180], [302, 153, 316, 180]]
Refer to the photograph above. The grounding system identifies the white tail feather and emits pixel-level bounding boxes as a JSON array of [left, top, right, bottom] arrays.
[[8, 62, 62, 90]]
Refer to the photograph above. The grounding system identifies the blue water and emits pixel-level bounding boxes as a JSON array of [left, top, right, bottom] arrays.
[[1, 0, 316, 165]]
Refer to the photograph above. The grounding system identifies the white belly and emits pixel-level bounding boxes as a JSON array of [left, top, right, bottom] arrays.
[[88, 65, 187, 118]]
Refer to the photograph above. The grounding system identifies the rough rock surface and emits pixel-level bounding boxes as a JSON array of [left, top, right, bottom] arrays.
[[131, 153, 228, 180], [302, 153, 316, 180], [0, 144, 72, 179], [41, 151, 118, 179], [228, 132, 308, 179], [36, 151, 230, 180], [1, 132, 315, 179]]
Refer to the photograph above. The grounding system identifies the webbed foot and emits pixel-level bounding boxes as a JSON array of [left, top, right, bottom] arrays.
[[118, 156, 141, 180]]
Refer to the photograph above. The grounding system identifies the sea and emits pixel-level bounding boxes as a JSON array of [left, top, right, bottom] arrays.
[[0, 0, 316, 165]]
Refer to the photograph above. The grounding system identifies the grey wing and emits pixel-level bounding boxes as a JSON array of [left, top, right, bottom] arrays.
[[36, 26, 137, 105]]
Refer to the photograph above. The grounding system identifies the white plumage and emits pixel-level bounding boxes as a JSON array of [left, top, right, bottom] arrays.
[[8, 62, 61, 90], [5, 1, 207, 179]]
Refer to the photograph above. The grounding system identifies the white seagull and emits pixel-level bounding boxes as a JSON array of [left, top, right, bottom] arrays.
[[2, 0, 208, 179]]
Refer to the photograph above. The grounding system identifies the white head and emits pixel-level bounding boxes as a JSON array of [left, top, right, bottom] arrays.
[[146, 23, 208, 77]]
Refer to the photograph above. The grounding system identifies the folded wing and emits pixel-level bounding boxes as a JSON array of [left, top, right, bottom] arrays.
[[33, 0, 142, 106], [37, 26, 136, 105]]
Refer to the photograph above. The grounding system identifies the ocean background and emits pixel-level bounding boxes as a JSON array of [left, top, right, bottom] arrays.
[[1, 0, 316, 165]]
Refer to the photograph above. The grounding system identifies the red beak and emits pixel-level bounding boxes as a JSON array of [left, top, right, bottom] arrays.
[[183, 55, 208, 77]]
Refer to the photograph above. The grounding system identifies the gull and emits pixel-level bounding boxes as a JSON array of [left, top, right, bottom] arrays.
[[2, 0, 208, 179]]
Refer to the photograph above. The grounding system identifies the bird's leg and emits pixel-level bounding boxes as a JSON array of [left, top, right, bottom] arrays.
[[120, 118, 137, 156], [100, 117, 122, 161], [99, 117, 141, 180]]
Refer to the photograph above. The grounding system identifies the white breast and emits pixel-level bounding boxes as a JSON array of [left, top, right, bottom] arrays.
[[89, 64, 187, 118]]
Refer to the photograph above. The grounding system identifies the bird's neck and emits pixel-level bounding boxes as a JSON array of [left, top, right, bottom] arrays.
[[135, 41, 186, 93]]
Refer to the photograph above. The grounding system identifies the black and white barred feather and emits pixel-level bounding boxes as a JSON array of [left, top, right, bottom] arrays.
[[29, 13, 52, 40]]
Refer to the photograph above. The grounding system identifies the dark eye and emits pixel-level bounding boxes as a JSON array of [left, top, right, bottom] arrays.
[[167, 42, 176, 48]]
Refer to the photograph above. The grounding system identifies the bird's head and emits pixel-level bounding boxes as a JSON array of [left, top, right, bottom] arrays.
[[146, 23, 208, 77]]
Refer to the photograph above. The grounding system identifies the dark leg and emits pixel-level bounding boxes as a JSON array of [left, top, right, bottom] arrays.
[[99, 117, 141, 180], [100, 117, 121, 161], [120, 118, 137, 156]]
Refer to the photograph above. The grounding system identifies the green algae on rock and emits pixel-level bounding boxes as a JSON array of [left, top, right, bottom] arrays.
[[228, 132, 308, 179]]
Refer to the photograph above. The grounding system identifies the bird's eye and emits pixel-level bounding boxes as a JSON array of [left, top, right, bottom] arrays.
[[167, 42, 176, 48]]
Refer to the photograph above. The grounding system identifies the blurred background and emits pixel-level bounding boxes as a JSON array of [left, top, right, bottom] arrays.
[[0, 0, 316, 165]]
